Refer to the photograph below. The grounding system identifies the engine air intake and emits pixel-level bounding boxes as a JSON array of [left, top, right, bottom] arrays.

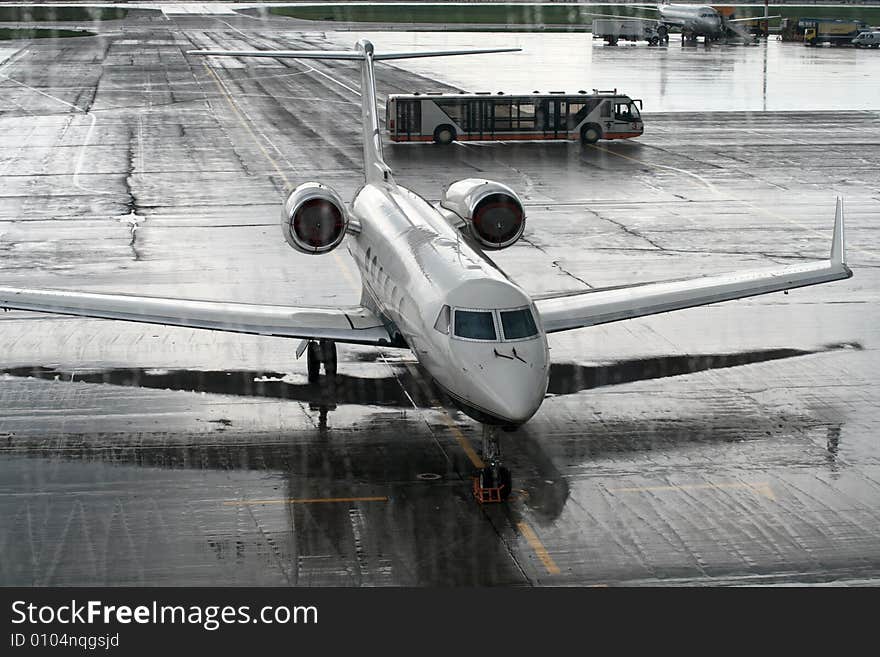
[[472, 193, 525, 248], [282, 182, 350, 254], [440, 178, 526, 250]]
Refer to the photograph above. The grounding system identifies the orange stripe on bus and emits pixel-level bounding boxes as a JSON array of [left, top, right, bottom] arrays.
[[389, 132, 642, 143]]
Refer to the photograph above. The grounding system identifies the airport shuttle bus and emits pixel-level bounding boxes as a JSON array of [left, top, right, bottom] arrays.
[[387, 90, 643, 145]]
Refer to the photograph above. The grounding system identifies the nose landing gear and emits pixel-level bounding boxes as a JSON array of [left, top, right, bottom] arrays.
[[305, 339, 337, 382], [473, 425, 512, 503]]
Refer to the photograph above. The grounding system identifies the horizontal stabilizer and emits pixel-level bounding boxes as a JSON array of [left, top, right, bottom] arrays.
[[373, 48, 520, 61], [187, 47, 520, 61], [188, 49, 364, 60], [189, 40, 519, 186]]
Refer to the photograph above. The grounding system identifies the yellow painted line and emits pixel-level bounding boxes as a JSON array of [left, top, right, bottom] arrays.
[[438, 413, 485, 469], [609, 482, 775, 500], [224, 496, 388, 506], [400, 361, 485, 469], [517, 521, 561, 575], [204, 62, 291, 187]]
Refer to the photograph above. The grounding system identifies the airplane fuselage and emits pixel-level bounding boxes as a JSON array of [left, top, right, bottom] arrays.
[[659, 4, 724, 37], [348, 181, 550, 425]]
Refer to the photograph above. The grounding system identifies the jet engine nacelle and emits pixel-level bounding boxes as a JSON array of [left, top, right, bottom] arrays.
[[281, 182, 350, 255], [440, 178, 526, 250]]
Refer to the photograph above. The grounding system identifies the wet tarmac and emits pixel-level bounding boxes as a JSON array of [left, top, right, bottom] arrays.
[[0, 11, 879, 586]]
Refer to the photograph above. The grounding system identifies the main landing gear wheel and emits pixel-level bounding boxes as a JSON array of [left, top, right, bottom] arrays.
[[306, 339, 337, 382], [473, 425, 512, 503]]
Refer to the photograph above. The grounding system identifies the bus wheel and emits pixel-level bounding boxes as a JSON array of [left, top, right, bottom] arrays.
[[649, 36, 659, 46], [581, 124, 601, 144], [433, 125, 456, 145]]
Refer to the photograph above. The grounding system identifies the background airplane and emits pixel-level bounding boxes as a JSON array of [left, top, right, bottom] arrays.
[[588, 3, 781, 42], [0, 41, 850, 500]]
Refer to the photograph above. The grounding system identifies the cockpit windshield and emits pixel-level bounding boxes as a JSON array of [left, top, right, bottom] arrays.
[[500, 308, 538, 340], [445, 306, 538, 341], [454, 310, 497, 341]]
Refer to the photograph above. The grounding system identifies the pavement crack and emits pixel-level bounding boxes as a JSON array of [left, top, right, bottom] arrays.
[[520, 236, 593, 289], [122, 124, 144, 261], [594, 212, 665, 251]]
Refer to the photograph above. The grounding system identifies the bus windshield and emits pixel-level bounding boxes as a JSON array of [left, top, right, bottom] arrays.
[[614, 100, 640, 122]]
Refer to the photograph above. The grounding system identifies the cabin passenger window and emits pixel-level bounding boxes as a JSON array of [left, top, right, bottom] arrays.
[[500, 308, 538, 340], [433, 305, 451, 334], [454, 310, 496, 341]]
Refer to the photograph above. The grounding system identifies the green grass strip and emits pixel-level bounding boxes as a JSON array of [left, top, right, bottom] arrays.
[[267, 4, 880, 29], [0, 7, 127, 22]]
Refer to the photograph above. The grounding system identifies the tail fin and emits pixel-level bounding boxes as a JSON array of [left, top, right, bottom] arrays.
[[189, 41, 519, 185]]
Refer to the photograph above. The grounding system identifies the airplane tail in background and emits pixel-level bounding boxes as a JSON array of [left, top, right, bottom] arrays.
[[188, 42, 519, 185]]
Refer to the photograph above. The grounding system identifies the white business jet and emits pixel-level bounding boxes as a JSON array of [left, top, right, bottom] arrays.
[[0, 40, 851, 497]]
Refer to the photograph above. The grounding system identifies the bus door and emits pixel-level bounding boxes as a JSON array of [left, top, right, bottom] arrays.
[[395, 100, 421, 140], [542, 99, 563, 139], [465, 100, 492, 139], [610, 98, 642, 135]]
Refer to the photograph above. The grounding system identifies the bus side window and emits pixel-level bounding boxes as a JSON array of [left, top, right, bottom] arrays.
[[517, 102, 535, 129], [601, 101, 611, 119], [494, 101, 512, 130], [567, 102, 585, 129], [568, 98, 601, 129], [396, 100, 421, 135], [436, 100, 463, 127], [461, 100, 474, 131]]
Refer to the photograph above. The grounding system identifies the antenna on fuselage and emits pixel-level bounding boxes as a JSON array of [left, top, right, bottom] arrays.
[[188, 41, 520, 186]]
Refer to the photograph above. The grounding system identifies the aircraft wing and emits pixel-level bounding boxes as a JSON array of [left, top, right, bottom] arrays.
[[0, 287, 395, 346], [534, 200, 851, 334], [727, 15, 781, 23], [581, 12, 672, 25]]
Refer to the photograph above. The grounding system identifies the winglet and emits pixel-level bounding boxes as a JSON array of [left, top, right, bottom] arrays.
[[831, 197, 846, 266]]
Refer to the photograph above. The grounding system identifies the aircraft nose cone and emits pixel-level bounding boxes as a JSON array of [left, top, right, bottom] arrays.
[[474, 344, 548, 424]]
